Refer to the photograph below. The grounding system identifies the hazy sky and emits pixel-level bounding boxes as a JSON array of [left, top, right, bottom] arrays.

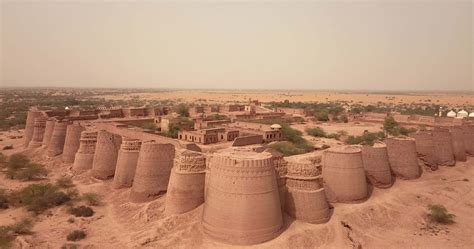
[[1, 0, 472, 91]]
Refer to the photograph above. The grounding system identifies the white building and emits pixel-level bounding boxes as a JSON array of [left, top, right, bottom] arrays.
[[447, 110, 456, 117]]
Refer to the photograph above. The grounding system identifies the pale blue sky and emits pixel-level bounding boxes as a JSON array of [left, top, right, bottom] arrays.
[[1, 0, 472, 91]]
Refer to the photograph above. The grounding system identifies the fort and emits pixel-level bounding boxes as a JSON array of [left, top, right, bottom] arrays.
[[285, 154, 330, 223], [130, 142, 175, 202], [113, 138, 142, 189], [62, 123, 86, 163], [27, 116, 47, 148], [433, 128, 456, 166], [91, 130, 122, 179], [13, 103, 474, 247], [409, 132, 438, 170], [202, 147, 283, 245], [385, 137, 421, 180], [322, 146, 368, 202], [73, 130, 98, 171], [360, 143, 393, 188], [165, 149, 207, 215]]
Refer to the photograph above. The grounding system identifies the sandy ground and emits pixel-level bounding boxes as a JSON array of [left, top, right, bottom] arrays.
[[96, 90, 474, 106], [1, 131, 474, 249]]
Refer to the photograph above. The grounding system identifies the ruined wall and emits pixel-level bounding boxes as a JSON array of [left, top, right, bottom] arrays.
[[47, 120, 70, 157], [165, 150, 206, 215], [62, 124, 86, 163], [409, 132, 438, 170], [202, 148, 282, 245], [463, 125, 474, 156], [322, 146, 367, 202], [285, 158, 330, 224], [433, 128, 456, 166], [113, 138, 142, 189], [24, 110, 43, 147], [28, 117, 47, 148], [41, 119, 56, 149], [73, 130, 98, 172], [91, 130, 122, 179], [130, 142, 175, 202], [361, 143, 393, 188], [450, 127, 467, 162], [385, 137, 421, 179], [232, 134, 263, 146]]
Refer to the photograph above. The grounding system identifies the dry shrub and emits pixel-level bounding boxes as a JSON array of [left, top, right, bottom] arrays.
[[81, 192, 102, 206], [66, 230, 86, 241], [427, 204, 456, 224]]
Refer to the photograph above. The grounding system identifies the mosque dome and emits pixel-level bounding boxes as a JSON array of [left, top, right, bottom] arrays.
[[457, 110, 468, 118], [270, 124, 282, 130], [446, 111, 456, 117]]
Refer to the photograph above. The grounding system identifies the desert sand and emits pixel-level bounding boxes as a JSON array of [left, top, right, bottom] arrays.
[[1, 129, 473, 249], [96, 90, 474, 106]]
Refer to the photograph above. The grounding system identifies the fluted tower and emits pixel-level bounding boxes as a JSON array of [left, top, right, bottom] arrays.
[[433, 128, 455, 166], [47, 120, 70, 157], [322, 146, 367, 202], [24, 110, 43, 147], [113, 138, 142, 189], [360, 143, 393, 188], [91, 130, 122, 179], [202, 148, 282, 245], [130, 142, 175, 202], [28, 117, 47, 148], [285, 157, 330, 224], [72, 131, 98, 171], [62, 124, 86, 163], [41, 118, 56, 149], [385, 137, 421, 179], [449, 127, 466, 162], [409, 132, 437, 170], [165, 149, 206, 215]]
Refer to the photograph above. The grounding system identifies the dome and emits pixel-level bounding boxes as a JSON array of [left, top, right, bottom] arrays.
[[447, 111, 456, 117], [457, 110, 468, 118], [270, 124, 282, 130]]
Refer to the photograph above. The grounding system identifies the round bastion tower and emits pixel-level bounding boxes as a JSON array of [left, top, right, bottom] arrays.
[[165, 149, 206, 215], [202, 147, 283, 245], [72, 130, 98, 172]]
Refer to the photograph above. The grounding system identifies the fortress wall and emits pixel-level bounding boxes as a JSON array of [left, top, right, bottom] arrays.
[[322, 146, 368, 202], [130, 142, 175, 202], [232, 134, 263, 146], [202, 148, 282, 245], [91, 130, 122, 179], [94, 122, 181, 147], [463, 125, 474, 156], [24, 110, 43, 147], [28, 117, 47, 148], [433, 128, 456, 166], [385, 137, 421, 179], [285, 159, 330, 224], [47, 120, 70, 157], [62, 124, 86, 163], [113, 138, 142, 189], [360, 143, 393, 188], [409, 132, 438, 170], [72, 131, 98, 171], [450, 126, 467, 162], [41, 119, 56, 149], [165, 150, 206, 215]]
